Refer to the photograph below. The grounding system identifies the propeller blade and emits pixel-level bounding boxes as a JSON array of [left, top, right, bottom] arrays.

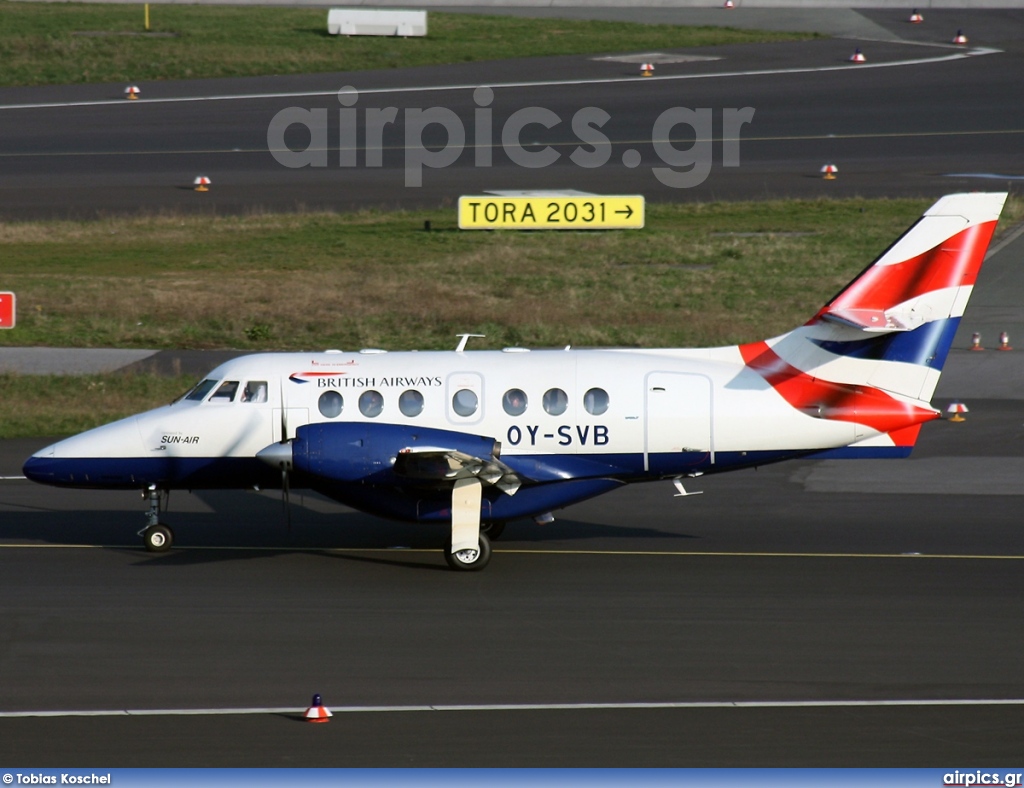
[[278, 378, 289, 442], [275, 379, 292, 533], [282, 466, 292, 534]]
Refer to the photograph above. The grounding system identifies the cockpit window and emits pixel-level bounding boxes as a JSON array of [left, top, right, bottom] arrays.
[[210, 381, 239, 402], [241, 381, 268, 403], [184, 379, 219, 402]]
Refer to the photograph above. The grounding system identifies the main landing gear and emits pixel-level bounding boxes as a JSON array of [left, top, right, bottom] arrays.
[[444, 477, 492, 571], [444, 531, 492, 571], [138, 485, 174, 553]]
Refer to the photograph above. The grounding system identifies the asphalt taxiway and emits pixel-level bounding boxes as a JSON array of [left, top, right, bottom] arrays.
[[2, 389, 1024, 764], [1, 10, 1023, 218]]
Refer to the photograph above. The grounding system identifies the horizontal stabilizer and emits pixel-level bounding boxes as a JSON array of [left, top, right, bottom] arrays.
[[820, 307, 924, 333]]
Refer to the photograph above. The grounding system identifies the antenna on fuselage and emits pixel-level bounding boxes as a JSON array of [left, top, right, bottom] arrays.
[[455, 333, 485, 352]]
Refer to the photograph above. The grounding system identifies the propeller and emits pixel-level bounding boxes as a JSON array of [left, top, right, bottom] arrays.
[[278, 378, 292, 534], [255, 378, 298, 534], [281, 462, 292, 534]]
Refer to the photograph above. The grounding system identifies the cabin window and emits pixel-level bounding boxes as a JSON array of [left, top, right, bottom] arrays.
[[210, 381, 239, 402], [502, 388, 528, 416], [242, 381, 268, 403], [184, 379, 218, 402], [359, 390, 384, 418], [452, 388, 478, 417], [543, 388, 568, 416], [584, 387, 610, 416], [399, 389, 424, 417], [318, 391, 343, 419]]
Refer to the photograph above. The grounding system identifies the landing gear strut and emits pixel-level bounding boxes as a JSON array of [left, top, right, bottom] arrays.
[[444, 477, 491, 571], [138, 485, 174, 552]]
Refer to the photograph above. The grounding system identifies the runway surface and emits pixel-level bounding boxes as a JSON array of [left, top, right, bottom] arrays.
[[1, 11, 1023, 218], [3, 8, 1024, 767]]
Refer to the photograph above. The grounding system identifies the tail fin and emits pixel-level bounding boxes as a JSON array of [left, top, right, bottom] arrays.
[[739, 192, 1007, 452], [811, 191, 1006, 400]]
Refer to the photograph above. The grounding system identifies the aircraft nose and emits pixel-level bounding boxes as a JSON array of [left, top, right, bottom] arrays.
[[21, 417, 146, 487], [22, 444, 57, 483]]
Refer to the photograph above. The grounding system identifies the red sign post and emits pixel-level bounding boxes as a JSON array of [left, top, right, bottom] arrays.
[[0, 292, 15, 329]]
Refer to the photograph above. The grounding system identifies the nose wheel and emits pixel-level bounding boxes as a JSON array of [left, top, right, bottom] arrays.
[[142, 523, 174, 552], [139, 485, 174, 552]]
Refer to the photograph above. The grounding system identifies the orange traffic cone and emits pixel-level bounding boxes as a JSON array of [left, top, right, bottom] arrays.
[[909, 9, 924, 23], [821, 163, 838, 180], [125, 86, 140, 100], [953, 29, 968, 44], [946, 402, 969, 422], [193, 176, 211, 192], [640, 63, 654, 77], [849, 48, 866, 63], [969, 331, 984, 351], [998, 331, 1013, 351], [304, 693, 333, 723]]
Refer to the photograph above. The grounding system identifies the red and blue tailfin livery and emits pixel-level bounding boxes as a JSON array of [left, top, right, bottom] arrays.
[[24, 193, 1008, 570]]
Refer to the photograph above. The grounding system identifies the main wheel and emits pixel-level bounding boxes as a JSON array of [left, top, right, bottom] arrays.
[[444, 532, 491, 572], [481, 521, 506, 541], [143, 524, 174, 553]]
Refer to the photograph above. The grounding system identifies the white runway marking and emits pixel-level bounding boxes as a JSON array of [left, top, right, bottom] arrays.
[[0, 47, 1001, 112], [3, 698, 1024, 718]]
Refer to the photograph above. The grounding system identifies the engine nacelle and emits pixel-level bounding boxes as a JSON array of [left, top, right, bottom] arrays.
[[291, 422, 499, 484]]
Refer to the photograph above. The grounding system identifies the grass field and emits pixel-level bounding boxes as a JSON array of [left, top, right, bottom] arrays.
[[1, 198, 979, 352], [2, 196, 1021, 438], [0, 2, 815, 87], [0, 372, 195, 439]]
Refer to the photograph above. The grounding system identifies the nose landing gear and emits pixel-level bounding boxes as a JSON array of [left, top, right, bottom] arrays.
[[138, 485, 174, 552]]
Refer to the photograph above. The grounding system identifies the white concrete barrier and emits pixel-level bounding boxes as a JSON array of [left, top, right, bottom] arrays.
[[327, 8, 427, 37]]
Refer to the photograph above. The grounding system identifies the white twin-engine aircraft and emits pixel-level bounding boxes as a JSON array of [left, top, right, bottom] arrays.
[[23, 192, 1007, 570]]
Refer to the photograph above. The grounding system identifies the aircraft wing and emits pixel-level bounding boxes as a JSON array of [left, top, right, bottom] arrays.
[[393, 446, 522, 495]]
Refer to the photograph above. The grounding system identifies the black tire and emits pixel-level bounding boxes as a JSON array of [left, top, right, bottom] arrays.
[[444, 532, 491, 572], [481, 521, 506, 541], [143, 524, 174, 553]]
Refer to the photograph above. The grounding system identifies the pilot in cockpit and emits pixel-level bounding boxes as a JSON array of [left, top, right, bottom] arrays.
[[241, 381, 268, 403]]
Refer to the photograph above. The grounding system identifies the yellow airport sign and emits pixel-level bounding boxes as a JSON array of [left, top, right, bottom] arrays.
[[458, 195, 645, 230]]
